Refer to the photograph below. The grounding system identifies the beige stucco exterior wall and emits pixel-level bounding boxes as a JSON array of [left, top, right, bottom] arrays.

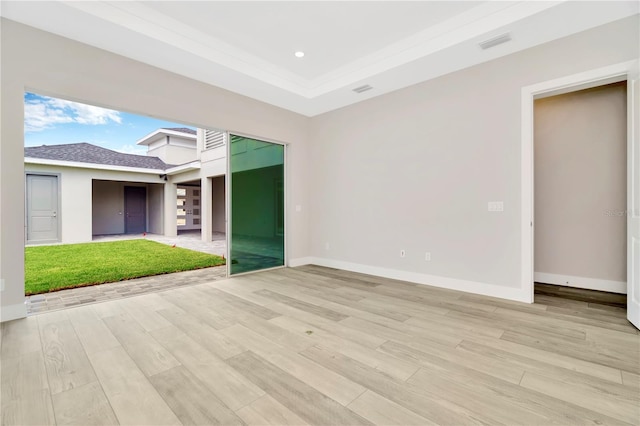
[[148, 184, 164, 235], [212, 176, 226, 233], [148, 138, 197, 165], [92, 180, 125, 236], [2, 18, 310, 320], [23, 165, 92, 244], [25, 164, 166, 244], [91, 180, 164, 237]]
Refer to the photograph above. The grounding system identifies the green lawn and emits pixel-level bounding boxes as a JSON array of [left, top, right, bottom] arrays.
[[25, 239, 225, 295]]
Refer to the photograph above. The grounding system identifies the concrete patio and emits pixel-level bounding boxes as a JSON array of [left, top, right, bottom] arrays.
[[93, 230, 227, 257]]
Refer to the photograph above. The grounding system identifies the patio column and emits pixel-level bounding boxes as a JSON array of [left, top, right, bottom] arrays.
[[163, 182, 177, 237], [201, 176, 213, 242]]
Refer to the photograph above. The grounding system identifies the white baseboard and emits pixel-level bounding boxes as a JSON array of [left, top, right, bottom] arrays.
[[288, 257, 315, 268], [300, 257, 531, 303], [534, 272, 626, 294], [0, 303, 27, 322]]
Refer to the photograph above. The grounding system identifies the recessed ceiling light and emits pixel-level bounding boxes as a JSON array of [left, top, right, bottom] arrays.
[[294, 51, 305, 58]]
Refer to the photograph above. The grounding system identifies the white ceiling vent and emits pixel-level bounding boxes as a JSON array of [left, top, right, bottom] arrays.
[[479, 33, 512, 50], [352, 84, 373, 94]]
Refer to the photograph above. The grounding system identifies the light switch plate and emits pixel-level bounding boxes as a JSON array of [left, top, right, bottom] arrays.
[[488, 201, 504, 212]]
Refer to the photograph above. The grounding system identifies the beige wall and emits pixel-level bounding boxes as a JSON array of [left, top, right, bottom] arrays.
[[1, 19, 310, 320], [3, 15, 638, 320], [534, 83, 627, 284], [24, 165, 164, 246], [148, 143, 197, 165], [92, 180, 164, 236], [92, 180, 125, 235], [308, 16, 638, 295], [148, 184, 164, 235], [212, 176, 226, 233]]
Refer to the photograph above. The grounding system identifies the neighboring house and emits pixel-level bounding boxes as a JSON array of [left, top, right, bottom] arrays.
[[136, 127, 199, 164], [24, 127, 227, 245]]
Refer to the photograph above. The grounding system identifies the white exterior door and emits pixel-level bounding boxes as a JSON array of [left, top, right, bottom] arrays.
[[628, 70, 640, 330], [26, 174, 59, 242], [177, 186, 201, 231]]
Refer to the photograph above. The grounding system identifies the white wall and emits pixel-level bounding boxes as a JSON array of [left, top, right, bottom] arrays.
[[307, 16, 639, 301], [200, 144, 226, 165], [534, 82, 627, 292]]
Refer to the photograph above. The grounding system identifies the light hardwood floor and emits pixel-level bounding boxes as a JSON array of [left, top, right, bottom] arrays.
[[2, 265, 639, 425]]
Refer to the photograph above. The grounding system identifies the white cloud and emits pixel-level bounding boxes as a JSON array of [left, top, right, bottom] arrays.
[[25, 95, 122, 133], [115, 144, 147, 156]]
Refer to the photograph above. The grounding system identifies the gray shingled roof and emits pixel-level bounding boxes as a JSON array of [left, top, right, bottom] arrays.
[[25, 143, 175, 170], [163, 127, 196, 135]]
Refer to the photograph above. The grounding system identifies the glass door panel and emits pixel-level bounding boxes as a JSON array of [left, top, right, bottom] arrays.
[[177, 186, 201, 230], [229, 134, 285, 275]]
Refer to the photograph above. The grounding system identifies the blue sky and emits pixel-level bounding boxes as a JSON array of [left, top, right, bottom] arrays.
[[24, 92, 195, 155]]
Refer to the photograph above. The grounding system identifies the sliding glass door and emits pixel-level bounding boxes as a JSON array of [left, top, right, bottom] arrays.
[[228, 134, 285, 275]]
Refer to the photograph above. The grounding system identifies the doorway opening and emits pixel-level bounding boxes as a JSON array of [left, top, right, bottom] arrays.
[[521, 60, 639, 329], [23, 92, 230, 309], [533, 82, 627, 302], [228, 134, 286, 275]]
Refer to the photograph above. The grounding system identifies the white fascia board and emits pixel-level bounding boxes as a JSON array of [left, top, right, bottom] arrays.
[[165, 161, 201, 175], [136, 128, 197, 146], [24, 157, 165, 174], [168, 137, 197, 149]]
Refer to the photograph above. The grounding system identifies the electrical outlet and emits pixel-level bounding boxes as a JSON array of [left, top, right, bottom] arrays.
[[325, 242, 330, 251], [400, 249, 406, 258], [425, 252, 431, 261]]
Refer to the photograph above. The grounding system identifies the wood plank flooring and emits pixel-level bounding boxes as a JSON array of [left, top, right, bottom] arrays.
[[2, 265, 639, 425]]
